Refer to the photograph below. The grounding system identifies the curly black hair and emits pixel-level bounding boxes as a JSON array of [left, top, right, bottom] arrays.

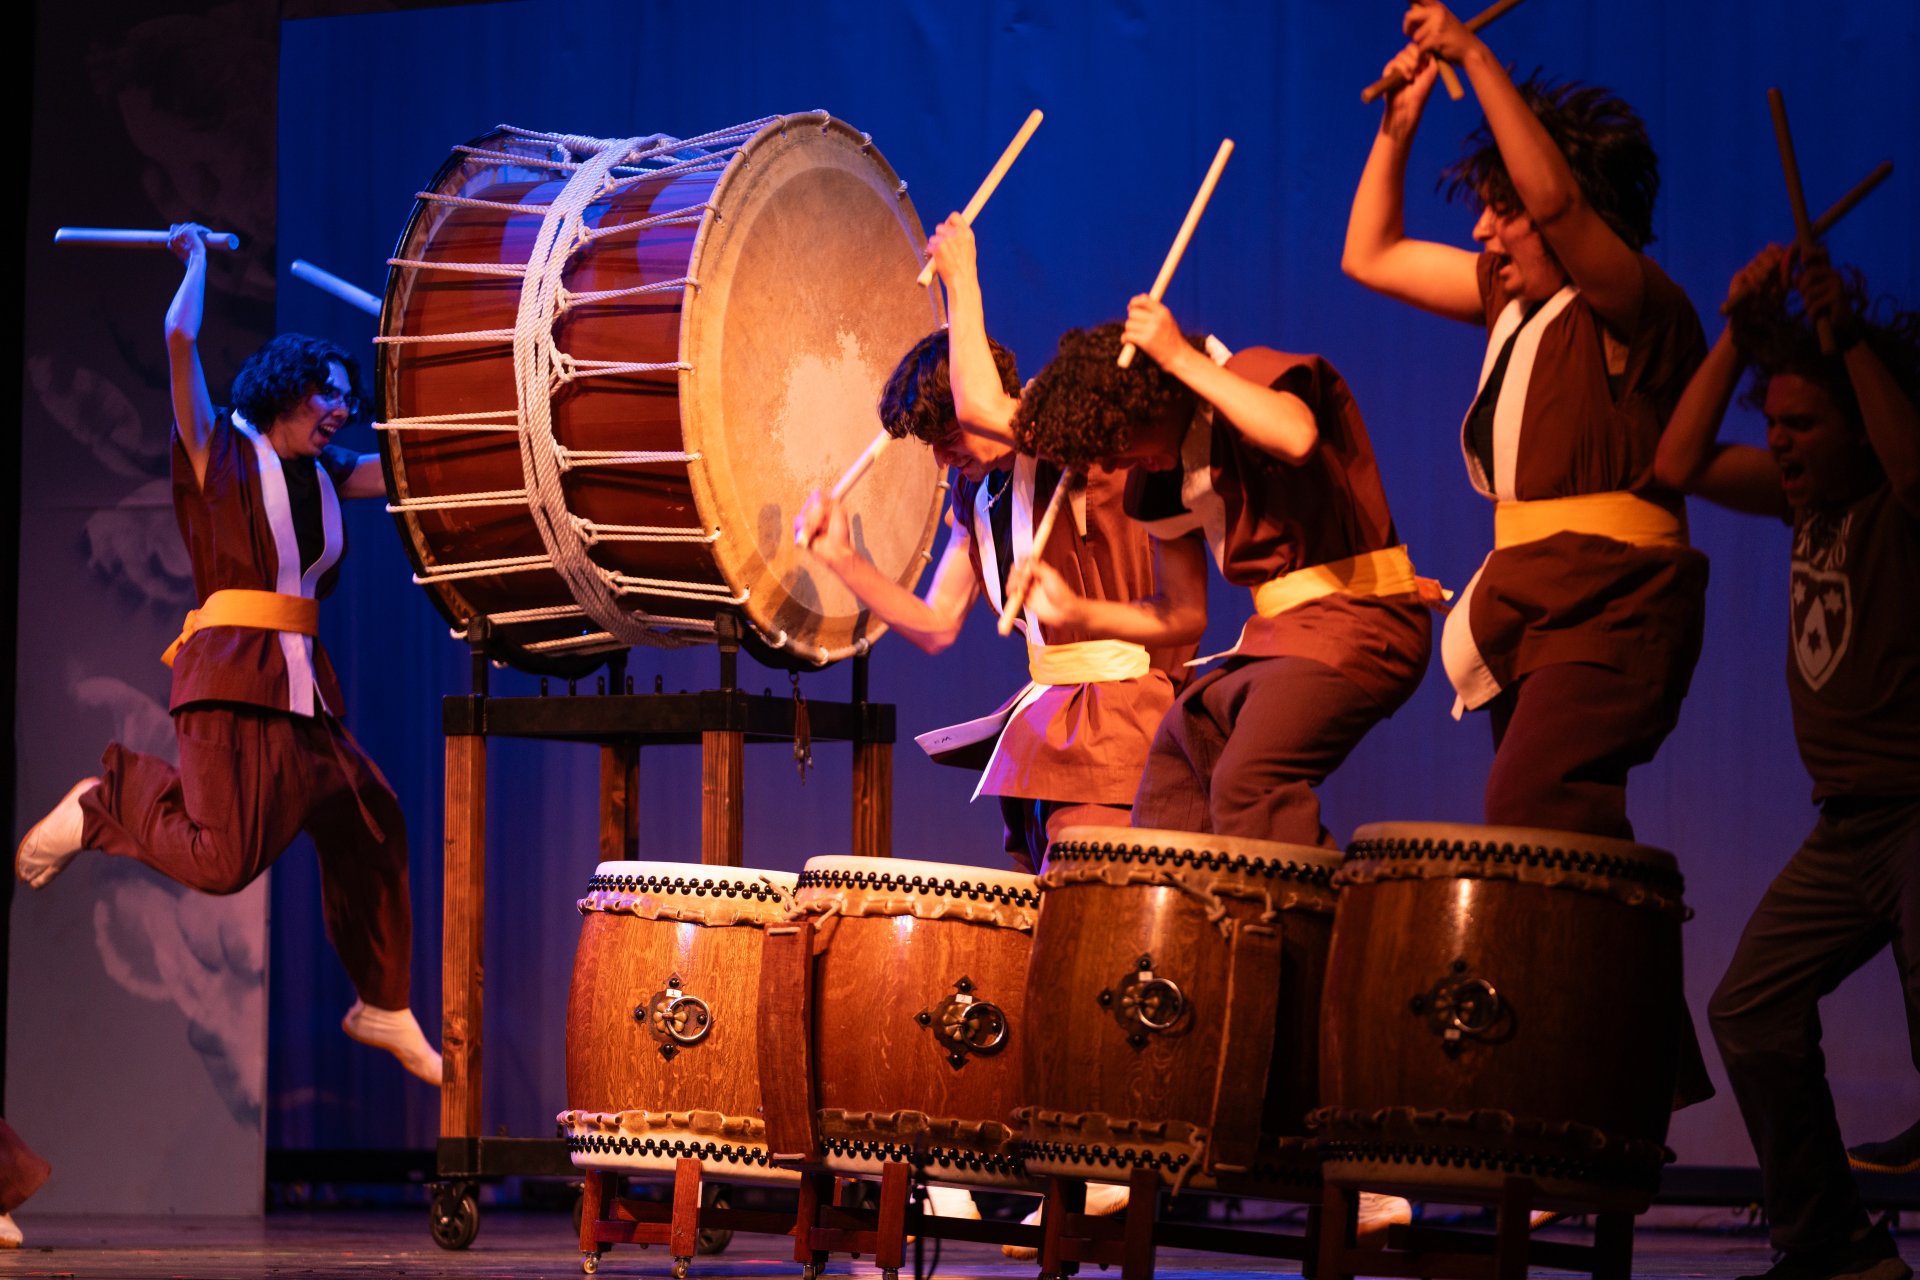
[[878, 329, 1020, 444], [1441, 72, 1659, 251], [1009, 322, 1204, 470], [230, 333, 363, 429], [1730, 269, 1920, 424]]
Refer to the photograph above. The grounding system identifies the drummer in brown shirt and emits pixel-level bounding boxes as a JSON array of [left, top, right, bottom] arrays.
[[796, 215, 1199, 878], [1659, 246, 1920, 1280]]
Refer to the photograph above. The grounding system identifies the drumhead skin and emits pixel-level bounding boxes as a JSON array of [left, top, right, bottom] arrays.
[[380, 115, 944, 671], [1048, 825, 1344, 880]]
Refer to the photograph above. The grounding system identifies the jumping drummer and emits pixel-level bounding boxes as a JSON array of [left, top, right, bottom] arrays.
[[13, 223, 442, 1086], [797, 214, 1200, 876], [1658, 244, 1920, 1280], [1341, 6, 1709, 843]]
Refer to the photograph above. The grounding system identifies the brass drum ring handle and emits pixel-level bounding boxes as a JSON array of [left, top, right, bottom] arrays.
[[1446, 977, 1501, 1035], [1132, 977, 1186, 1031], [959, 1001, 1009, 1052], [660, 994, 713, 1046]]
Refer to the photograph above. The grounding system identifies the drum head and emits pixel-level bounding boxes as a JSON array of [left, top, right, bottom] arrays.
[[685, 117, 945, 664]]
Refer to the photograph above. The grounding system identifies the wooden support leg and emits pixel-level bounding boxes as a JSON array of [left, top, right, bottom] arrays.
[[1303, 1202, 1323, 1280], [599, 743, 639, 861], [1120, 1166, 1159, 1280], [1041, 1176, 1088, 1278], [1318, 1182, 1358, 1280], [852, 740, 891, 857], [875, 1161, 911, 1275], [1495, 1177, 1535, 1280], [440, 733, 486, 1148], [580, 1170, 613, 1254], [794, 1173, 831, 1269], [701, 729, 744, 866], [1592, 1211, 1634, 1280], [670, 1157, 703, 1268]]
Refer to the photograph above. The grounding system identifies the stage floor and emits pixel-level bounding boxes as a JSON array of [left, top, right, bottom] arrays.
[[1, 1210, 1885, 1280]]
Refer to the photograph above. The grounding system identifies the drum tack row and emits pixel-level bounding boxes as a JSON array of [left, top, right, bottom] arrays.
[[561, 823, 1690, 1280]]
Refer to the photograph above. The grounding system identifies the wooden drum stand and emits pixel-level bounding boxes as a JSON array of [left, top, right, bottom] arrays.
[[429, 615, 894, 1253]]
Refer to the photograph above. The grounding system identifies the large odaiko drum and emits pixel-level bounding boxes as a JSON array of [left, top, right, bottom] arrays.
[[378, 114, 944, 671], [1313, 823, 1689, 1211], [560, 862, 799, 1184], [1018, 827, 1341, 1198], [758, 857, 1039, 1188]]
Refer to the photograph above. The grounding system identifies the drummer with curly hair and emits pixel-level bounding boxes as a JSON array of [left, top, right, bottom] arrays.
[[796, 214, 1203, 877], [1008, 300, 1434, 855], [1341, 5, 1709, 842], [1658, 244, 1920, 1280], [14, 223, 441, 1086]]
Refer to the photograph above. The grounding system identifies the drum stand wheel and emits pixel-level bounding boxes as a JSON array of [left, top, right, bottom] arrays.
[[428, 1180, 481, 1251], [1317, 1176, 1637, 1280]]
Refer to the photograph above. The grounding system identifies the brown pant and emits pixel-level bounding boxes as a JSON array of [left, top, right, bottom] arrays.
[[998, 797, 1131, 874], [1484, 661, 1687, 842], [0, 1118, 50, 1214], [80, 704, 412, 1010], [1132, 656, 1393, 850]]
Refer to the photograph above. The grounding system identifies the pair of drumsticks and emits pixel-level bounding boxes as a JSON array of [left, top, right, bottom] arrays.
[[814, 111, 1235, 635]]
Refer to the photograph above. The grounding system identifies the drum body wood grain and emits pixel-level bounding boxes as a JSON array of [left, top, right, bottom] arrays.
[[379, 115, 943, 671], [561, 862, 798, 1183], [1313, 822, 1688, 1211], [1018, 827, 1340, 1197], [772, 856, 1039, 1188]]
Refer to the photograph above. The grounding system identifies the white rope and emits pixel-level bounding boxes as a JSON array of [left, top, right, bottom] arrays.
[[376, 410, 520, 434], [552, 353, 689, 382], [414, 192, 554, 214], [485, 603, 588, 626], [575, 518, 718, 545], [610, 573, 747, 604], [576, 207, 711, 244], [522, 631, 621, 653], [559, 277, 697, 307], [387, 488, 528, 512], [455, 144, 587, 172], [413, 553, 552, 585], [387, 258, 528, 278], [374, 328, 515, 346], [557, 448, 695, 470]]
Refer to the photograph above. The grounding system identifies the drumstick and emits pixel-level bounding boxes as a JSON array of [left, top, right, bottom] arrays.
[[1767, 88, 1833, 355], [291, 259, 382, 318], [996, 470, 1075, 637], [55, 227, 241, 251], [797, 430, 893, 550], [1117, 139, 1234, 370], [1719, 160, 1893, 315], [1361, 0, 1533, 104], [916, 109, 1044, 288]]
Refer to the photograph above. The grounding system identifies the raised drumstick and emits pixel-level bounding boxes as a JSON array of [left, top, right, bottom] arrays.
[[1768, 87, 1833, 354], [1720, 160, 1893, 316], [797, 431, 892, 549], [916, 109, 1044, 288], [1117, 140, 1233, 370], [292, 259, 382, 318], [996, 471, 1076, 637], [1362, 0, 1533, 104], [55, 227, 241, 250]]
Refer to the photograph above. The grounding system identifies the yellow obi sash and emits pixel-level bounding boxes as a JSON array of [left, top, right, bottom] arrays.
[[1251, 544, 1421, 618], [1494, 492, 1689, 550], [162, 589, 320, 667], [1027, 639, 1152, 686]]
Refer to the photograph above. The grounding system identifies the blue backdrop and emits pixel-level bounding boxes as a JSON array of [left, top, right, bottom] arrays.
[[266, 0, 1919, 1167]]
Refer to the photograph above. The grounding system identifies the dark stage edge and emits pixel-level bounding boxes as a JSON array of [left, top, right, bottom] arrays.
[[3, 1211, 1907, 1280]]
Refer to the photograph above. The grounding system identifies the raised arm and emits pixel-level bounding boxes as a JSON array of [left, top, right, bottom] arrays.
[[1023, 531, 1209, 648], [927, 214, 1019, 441], [796, 490, 980, 653], [165, 223, 217, 489], [340, 453, 387, 500], [1343, 44, 1484, 323], [1655, 246, 1790, 519], [1804, 255, 1920, 513], [1407, 5, 1646, 332], [1123, 297, 1320, 463]]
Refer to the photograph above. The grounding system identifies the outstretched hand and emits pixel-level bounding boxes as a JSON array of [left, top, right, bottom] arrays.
[[1724, 243, 1790, 316], [1122, 296, 1187, 370], [1019, 559, 1084, 628], [1377, 45, 1441, 140], [794, 489, 854, 565], [1796, 247, 1860, 345], [926, 213, 978, 289], [1402, 1, 1480, 66], [168, 222, 210, 265]]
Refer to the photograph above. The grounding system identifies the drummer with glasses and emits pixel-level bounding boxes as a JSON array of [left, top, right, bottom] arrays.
[[14, 222, 442, 1087], [796, 213, 1199, 879]]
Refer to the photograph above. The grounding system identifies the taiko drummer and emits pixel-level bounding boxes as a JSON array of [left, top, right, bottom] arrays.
[[14, 223, 441, 1086], [797, 214, 1199, 875]]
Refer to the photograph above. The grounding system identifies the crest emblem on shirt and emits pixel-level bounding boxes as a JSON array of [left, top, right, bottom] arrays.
[[1790, 566, 1852, 691]]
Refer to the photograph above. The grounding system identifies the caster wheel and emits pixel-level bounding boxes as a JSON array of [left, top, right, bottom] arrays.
[[429, 1181, 480, 1250], [582, 1252, 601, 1275], [672, 1255, 692, 1279], [882, 1270, 899, 1280], [697, 1186, 733, 1255], [802, 1265, 821, 1280]]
